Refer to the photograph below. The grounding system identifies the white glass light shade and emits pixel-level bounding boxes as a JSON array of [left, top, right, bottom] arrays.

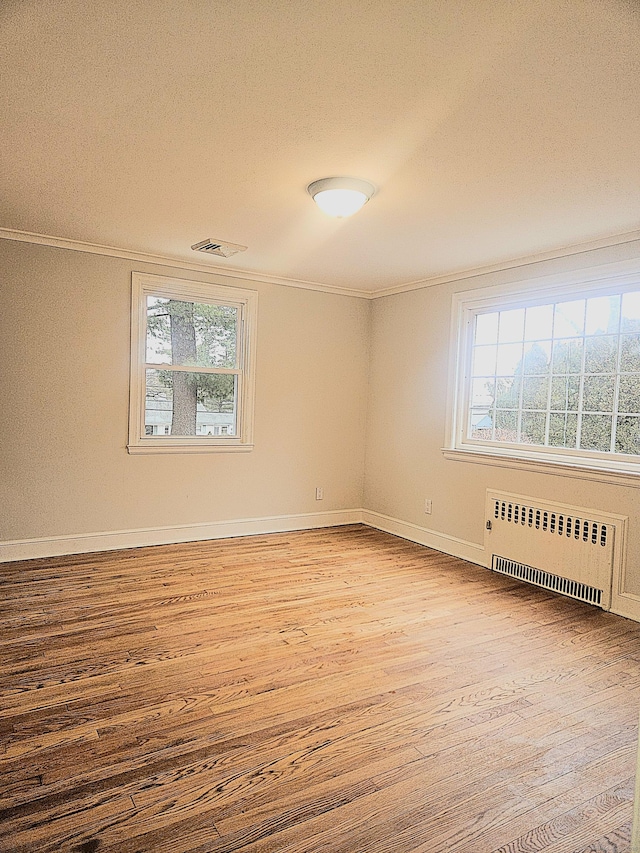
[[307, 177, 376, 218], [313, 189, 368, 217]]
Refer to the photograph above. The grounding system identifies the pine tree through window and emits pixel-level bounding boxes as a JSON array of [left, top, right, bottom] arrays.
[[128, 273, 257, 453]]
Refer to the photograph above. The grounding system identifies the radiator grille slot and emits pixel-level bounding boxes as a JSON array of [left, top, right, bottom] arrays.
[[492, 499, 609, 547], [492, 555, 602, 606]]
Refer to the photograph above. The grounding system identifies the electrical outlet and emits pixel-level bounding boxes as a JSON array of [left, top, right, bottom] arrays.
[[424, 499, 432, 514], [315, 487, 324, 500]]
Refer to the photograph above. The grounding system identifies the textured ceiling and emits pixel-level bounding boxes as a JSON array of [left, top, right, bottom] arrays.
[[1, 0, 639, 293]]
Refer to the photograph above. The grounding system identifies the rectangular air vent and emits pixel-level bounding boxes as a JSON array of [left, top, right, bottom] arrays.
[[492, 555, 602, 606], [191, 238, 247, 258]]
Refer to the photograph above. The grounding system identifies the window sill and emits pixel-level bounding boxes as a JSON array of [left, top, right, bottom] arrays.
[[442, 446, 640, 488], [128, 442, 254, 455]]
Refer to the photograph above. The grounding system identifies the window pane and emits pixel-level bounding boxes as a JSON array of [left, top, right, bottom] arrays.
[[498, 308, 525, 343], [496, 343, 523, 375], [471, 378, 495, 408], [621, 292, 640, 332], [524, 305, 553, 341], [471, 345, 496, 376], [522, 341, 551, 375], [584, 336, 617, 373], [495, 375, 521, 409], [616, 416, 640, 454], [580, 415, 612, 452], [469, 409, 493, 438], [550, 375, 580, 411], [522, 376, 549, 409], [521, 411, 546, 445], [145, 369, 237, 437], [146, 297, 238, 368], [554, 300, 585, 338], [551, 339, 583, 374], [494, 410, 518, 441], [618, 374, 640, 413], [548, 413, 577, 448], [620, 334, 640, 372], [582, 375, 615, 412], [586, 295, 620, 335], [474, 312, 499, 345]]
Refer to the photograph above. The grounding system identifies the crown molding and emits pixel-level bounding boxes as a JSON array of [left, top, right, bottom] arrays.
[[369, 228, 640, 299], [2, 225, 640, 302], [0, 227, 369, 300]]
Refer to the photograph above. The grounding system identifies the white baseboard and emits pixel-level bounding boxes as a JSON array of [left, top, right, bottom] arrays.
[[610, 591, 640, 623], [4, 508, 638, 625], [0, 508, 486, 565], [362, 510, 486, 566], [0, 509, 364, 562]]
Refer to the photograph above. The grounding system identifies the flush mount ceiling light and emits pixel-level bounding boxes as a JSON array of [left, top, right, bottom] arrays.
[[307, 177, 376, 218]]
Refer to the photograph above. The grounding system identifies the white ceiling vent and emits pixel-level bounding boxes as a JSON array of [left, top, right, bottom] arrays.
[[191, 238, 248, 258]]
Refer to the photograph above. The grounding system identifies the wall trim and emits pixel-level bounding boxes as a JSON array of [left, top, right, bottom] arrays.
[[3, 226, 640, 302], [0, 509, 486, 566], [3, 507, 638, 624], [0, 227, 367, 300], [0, 509, 364, 563], [0, 509, 484, 565], [611, 590, 640, 624], [442, 449, 640, 489], [370, 229, 640, 299], [362, 509, 487, 567]]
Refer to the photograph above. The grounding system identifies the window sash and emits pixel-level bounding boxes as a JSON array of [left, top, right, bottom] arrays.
[[145, 295, 240, 370], [128, 273, 257, 454], [143, 363, 241, 375], [447, 266, 640, 480]]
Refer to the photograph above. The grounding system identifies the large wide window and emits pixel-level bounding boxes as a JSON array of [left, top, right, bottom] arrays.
[[447, 272, 640, 478], [128, 273, 257, 453]]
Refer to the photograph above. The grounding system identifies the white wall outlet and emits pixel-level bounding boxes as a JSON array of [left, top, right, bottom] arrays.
[[315, 487, 324, 500], [424, 498, 432, 514]]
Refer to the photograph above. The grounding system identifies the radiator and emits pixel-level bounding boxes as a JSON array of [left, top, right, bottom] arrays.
[[484, 490, 625, 610]]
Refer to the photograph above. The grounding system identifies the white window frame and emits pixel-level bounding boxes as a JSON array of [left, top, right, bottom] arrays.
[[128, 272, 257, 454], [444, 261, 640, 487]]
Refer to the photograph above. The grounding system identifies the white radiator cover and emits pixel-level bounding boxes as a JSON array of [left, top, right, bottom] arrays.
[[485, 490, 628, 610]]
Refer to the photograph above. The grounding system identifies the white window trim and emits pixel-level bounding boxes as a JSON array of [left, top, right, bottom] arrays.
[[128, 272, 257, 454], [444, 259, 640, 487]]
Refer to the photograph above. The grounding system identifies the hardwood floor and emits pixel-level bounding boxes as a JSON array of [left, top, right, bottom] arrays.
[[2, 524, 640, 852]]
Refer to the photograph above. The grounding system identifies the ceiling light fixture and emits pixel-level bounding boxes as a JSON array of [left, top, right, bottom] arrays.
[[307, 177, 376, 218]]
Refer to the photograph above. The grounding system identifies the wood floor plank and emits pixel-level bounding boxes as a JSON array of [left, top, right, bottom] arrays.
[[2, 525, 640, 852]]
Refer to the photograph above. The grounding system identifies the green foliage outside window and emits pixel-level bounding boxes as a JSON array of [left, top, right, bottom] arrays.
[[470, 293, 640, 457]]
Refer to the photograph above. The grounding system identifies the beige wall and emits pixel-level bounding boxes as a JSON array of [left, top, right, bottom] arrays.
[[3, 235, 640, 610], [0, 240, 370, 542], [364, 238, 640, 602]]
